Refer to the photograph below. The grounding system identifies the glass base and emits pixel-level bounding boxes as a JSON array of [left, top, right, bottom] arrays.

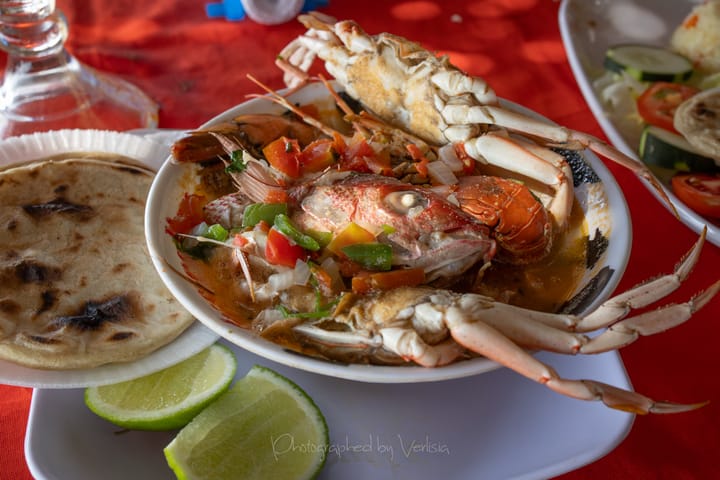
[[0, 53, 158, 139]]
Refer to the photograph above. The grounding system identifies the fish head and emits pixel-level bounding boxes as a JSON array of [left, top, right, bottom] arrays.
[[297, 173, 496, 282]]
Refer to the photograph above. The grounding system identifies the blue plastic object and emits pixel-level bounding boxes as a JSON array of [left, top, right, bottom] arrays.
[[205, 0, 329, 22], [206, 0, 246, 21]]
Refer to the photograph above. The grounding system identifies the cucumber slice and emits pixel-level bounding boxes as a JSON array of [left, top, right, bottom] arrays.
[[604, 44, 693, 82], [639, 125, 718, 172]]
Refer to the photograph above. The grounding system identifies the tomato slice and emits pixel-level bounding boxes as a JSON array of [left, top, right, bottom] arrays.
[[671, 173, 720, 218], [166, 193, 206, 235], [338, 133, 375, 173], [263, 136, 302, 178], [637, 82, 699, 134], [300, 139, 337, 173], [265, 227, 307, 267]]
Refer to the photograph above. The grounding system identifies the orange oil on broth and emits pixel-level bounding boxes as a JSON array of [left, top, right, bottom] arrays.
[[179, 249, 261, 327], [181, 197, 587, 335], [473, 199, 587, 313]]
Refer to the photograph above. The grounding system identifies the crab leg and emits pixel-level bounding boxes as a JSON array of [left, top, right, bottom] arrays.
[[579, 281, 720, 353], [443, 229, 717, 354], [430, 70, 497, 106], [461, 132, 572, 229], [478, 226, 708, 335], [277, 39, 315, 88], [443, 310, 706, 414], [291, 276, 714, 413], [441, 102, 678, 216], [277, 12, 341, 88], [297, 310, 705, 413], [295, 293, 710, 413], [445, 279, 720, 355], [432, 69, 677, 215], [292, 229, 716, 412], [475, 228, 709, 343]]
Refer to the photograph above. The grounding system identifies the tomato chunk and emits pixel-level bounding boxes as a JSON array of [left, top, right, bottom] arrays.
[[300, 139, 337, 173], [637, 82, 699, 134], [338, 133, 375, 173], [671, 173, 720, 218], [265, 227, 307, 267], [263, 136, 302, 178]]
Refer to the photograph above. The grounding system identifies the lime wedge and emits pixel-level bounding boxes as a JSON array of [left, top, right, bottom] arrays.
[[164, 365, 328, 480], [84, 343, 236, 431]]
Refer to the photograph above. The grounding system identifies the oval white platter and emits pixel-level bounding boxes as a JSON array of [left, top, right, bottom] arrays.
[[25, 339, 634, 480]]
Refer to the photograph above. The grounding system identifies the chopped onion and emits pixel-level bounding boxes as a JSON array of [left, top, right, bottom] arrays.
[[190, 221, 209, 236], [427, 159, 458, 185], [257, 260, 312, 298], [255, 308, 285, 325], [438, 144, 464, 172], [293, 259, 311, 285], [244, 228, 267, 253], [320, 257, 345, 293], [266, 269, 295, 292]]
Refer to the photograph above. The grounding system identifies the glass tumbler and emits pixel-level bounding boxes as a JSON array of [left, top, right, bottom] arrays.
[[0, 0, 158, 138]]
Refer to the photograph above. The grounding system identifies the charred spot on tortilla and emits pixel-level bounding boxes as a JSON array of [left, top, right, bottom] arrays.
[[52, 294, 136, 331], [0, 299, 21, 315], [22, 197, 94, 219], [27, 334, 59, 345], [112, 263, 131, 273], [15, 260, 62, 283], [108, 331, 135, 341], [37, 290, 58, 314]]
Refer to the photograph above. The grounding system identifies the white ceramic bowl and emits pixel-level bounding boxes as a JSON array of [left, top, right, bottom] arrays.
[[145, 82, 632, 383]]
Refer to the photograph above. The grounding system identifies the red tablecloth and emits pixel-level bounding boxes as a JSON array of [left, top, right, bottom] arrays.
[[2, 1, 719, 478]]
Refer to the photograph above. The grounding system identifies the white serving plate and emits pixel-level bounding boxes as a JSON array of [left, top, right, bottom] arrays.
[[25, 339, 634, 480], [0, 129, 218, 388], [558, 0, 719, 245], [145, 82, 632, 383]]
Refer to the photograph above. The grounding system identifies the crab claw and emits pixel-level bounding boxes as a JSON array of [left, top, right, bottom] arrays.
[[547, 378, 708, 414]]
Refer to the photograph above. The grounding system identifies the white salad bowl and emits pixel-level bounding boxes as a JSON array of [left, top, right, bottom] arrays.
[[145, 82, 632, 383], [559, 0, 720, 246]]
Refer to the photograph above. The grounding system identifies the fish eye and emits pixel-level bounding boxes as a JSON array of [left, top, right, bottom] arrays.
[[383, 190, 427, 215]]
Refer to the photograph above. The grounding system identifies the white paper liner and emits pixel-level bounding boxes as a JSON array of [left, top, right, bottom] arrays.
[[0, 129, 218, 389], [0, 129, 171, 170]]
